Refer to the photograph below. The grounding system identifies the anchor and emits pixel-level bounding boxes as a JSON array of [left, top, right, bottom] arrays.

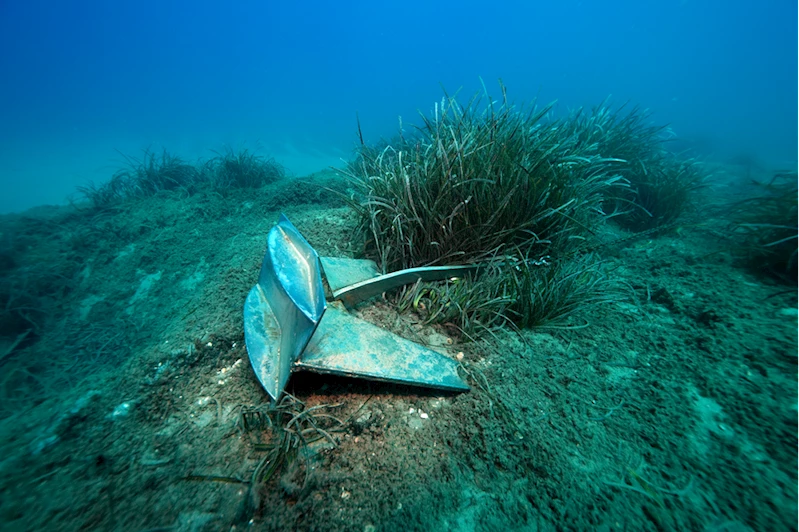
[[243, 214, 472, 401]]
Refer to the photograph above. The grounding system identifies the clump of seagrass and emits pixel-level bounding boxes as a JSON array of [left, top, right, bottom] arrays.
[[342, 84, 637, 337], [237, 394, 346, 513], [342, 85, 627, 274], [727, 171, 798, 282], [395, 251, 624, 337], [394, 262, 512, 339], [202, 147, 285, 189], [615, 156, 706, 230], [562, 99, 707, 231], [78, 148, 200, 207], [78, 146, 285, 208]]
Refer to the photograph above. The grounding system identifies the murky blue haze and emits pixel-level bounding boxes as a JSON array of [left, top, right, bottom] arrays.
[[0, 0, 795, 213]]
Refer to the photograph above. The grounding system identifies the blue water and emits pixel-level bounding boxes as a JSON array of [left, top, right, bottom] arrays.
[[0, 0, 795, 213]]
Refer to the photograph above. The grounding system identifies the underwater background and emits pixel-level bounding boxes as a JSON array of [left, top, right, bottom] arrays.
[[0, 0, 796, 213], [0, 1, 797, 531]]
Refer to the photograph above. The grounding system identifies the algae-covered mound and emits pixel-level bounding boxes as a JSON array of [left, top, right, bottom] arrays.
[[0, 92, 794, 532]]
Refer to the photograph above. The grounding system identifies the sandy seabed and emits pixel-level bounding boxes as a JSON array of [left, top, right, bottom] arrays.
[[0, 169, 795, 531]]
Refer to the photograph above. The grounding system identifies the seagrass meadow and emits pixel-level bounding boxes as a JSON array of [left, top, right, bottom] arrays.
[[0, 91, 796, 531]]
